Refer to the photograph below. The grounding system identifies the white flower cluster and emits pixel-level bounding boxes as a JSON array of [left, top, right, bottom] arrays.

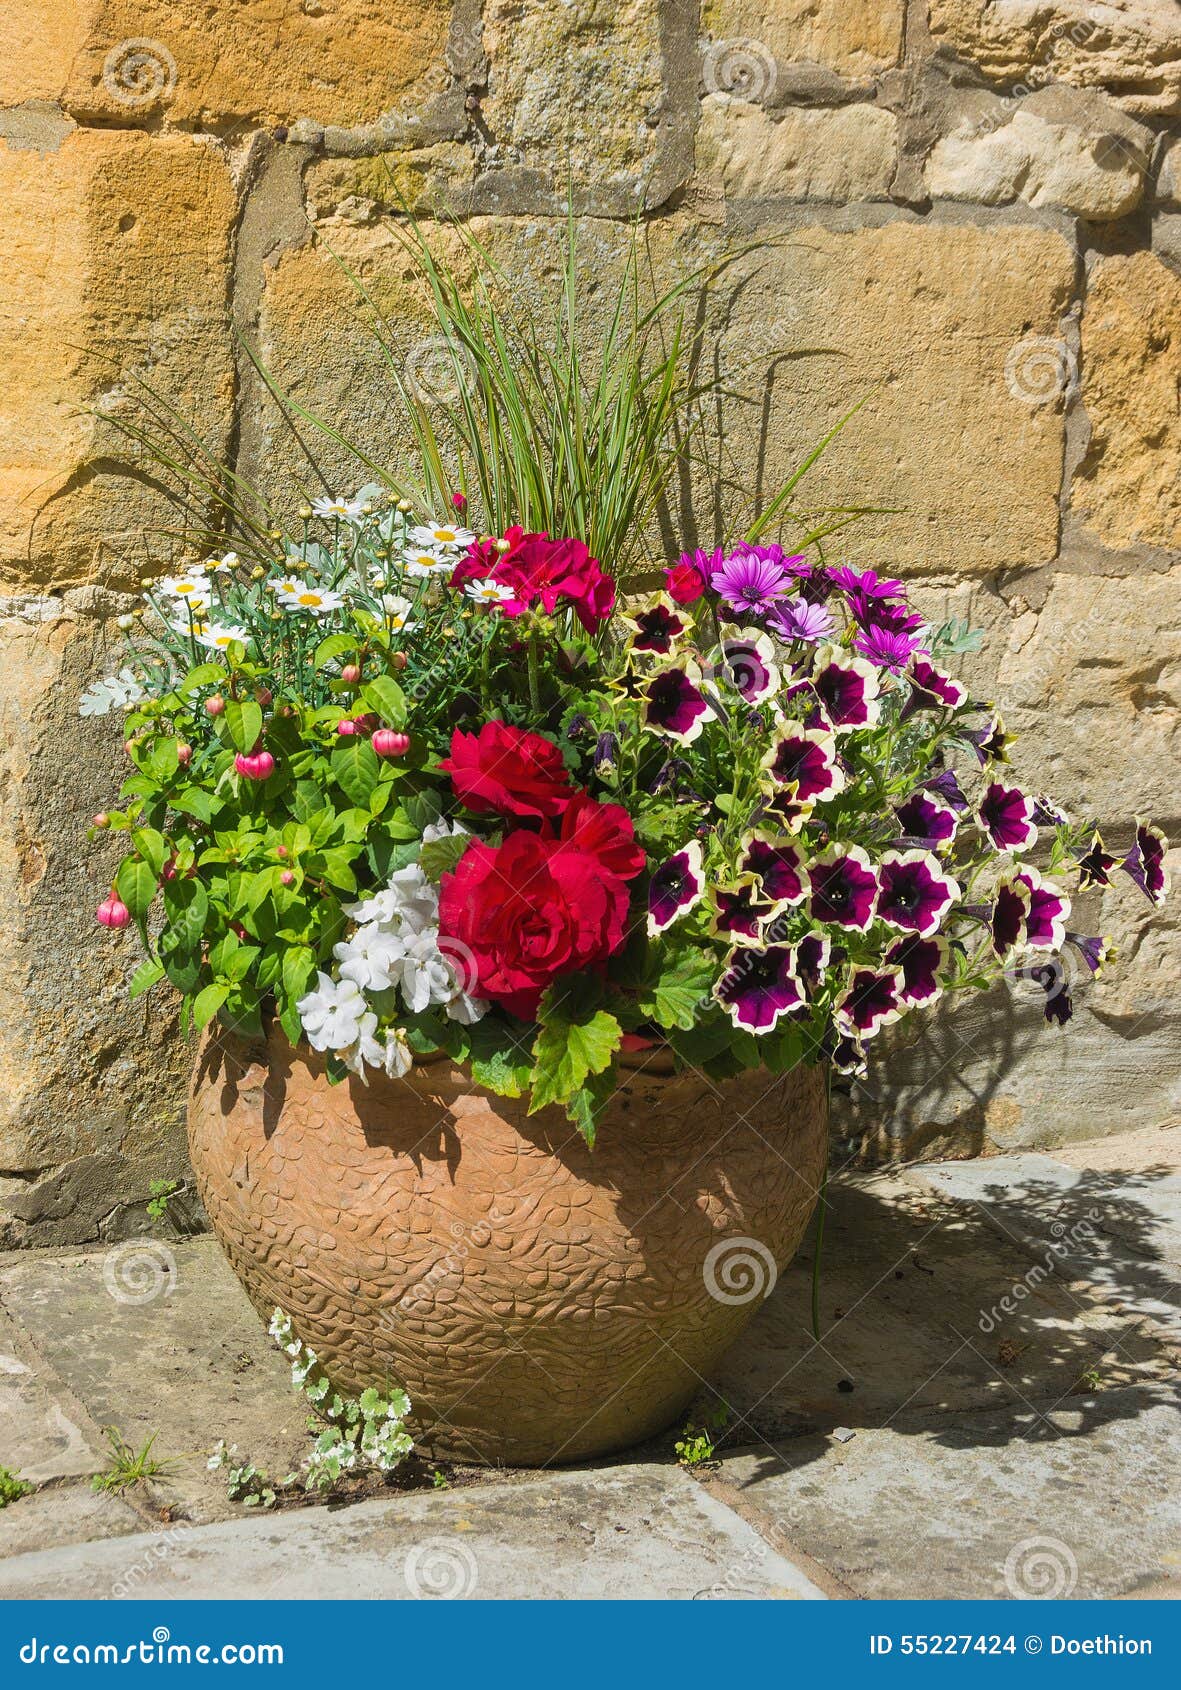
[[79, 666, 148, 717], [295, 824, 486, 1079]]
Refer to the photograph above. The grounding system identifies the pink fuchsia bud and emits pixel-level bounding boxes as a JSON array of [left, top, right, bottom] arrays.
[[276, 844, 288, 859], [230, 921, 248, 940], [176, 743, 192, 767], [96, 895, 131, 930], [390, 652, 408, 672], [234, 750, 275, 780], [204, 694, 226, 717], [341, 663, 362, 686], [372, 729, 411, 758], [160, 856, 179, 883], [92, 812, 110, 829], [255, 687, 273, 707], [279, 869, 295, 886], [451, 491, 468, 513], [336, 719, 357, 737]]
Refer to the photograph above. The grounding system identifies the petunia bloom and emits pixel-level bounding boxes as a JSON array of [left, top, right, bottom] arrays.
[[885, 934, 948, 1008], [809, 646, 881, 732], [714, 945, 806, 1033], [1075, 831, 1117, 889], [894, 789, 958, 848], [1015, 866, 1071, 952], [717, 629, 780, 705], [808, 844, 879, 933], [977, 781, 1037, 853], [642, 660, 713, 744], [908, 657, 967, 711], [711, 881, 778, 946], [648, 841, 706, 936], [990, 878, 1032, 960], [622, 593, 688, 656], [1121, 819, 1170, 906], [834, 966, 903, 1040], [874, 850, 958, 937], [738, 835, 810, 907], [760, 724, 844, 803]]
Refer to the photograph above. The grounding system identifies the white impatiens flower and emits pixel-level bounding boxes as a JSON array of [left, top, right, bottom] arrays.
[[276, 585, 345, 616], [311, 495, 367, 521], [334, 923, 407, 993], [463, 577, 515, 606], [195, 622, 251, 651], [297, 973, 371, 1053], [408, 522, 476, 550], [158, 571, 212, 607]]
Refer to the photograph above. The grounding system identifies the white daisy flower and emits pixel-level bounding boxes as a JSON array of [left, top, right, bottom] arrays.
[[402, 546, 455, 578], [380, 594, 419, 632], [206, 551, 239, 572], [463, 577, 515, 606], [310, 495, 366, 521], [276, 586, 345, 616], [158, 571, 212, 607], [408, 522, 476, 549], [195, 622, 250, 651]]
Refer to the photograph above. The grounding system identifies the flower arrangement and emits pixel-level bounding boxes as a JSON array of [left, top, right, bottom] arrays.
[[85, 490, 1169, 1144]]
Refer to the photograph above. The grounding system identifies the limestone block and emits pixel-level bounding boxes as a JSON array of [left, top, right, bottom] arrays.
[[700, 0, 905, 83], [696, 95, 898, 200]]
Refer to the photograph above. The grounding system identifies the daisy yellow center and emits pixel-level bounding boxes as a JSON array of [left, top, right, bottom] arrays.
[[431, 530, 457, 543], [297, 593, 323, 607]]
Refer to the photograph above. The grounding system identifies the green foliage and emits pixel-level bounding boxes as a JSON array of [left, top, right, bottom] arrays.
[[674, 1407, 730, 1468], [0, 1466, 32, 1508], [146, 1178, 181, 1222], [90, 1428, 179, 1495]]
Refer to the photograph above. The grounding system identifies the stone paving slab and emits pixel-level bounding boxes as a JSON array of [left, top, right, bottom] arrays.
[[910, 1154, 1181, 1341], [714, 1384, 1181, 1601], [0, 1241, 304, 1524], [0, 1488, 143, 1563], [0, 1466, 827, 1601], [710, 1171, 1172, 1442]]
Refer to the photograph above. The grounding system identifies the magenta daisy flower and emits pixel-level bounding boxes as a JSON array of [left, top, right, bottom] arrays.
[[710, 546, 794, 615], [853, 624, 926, 670]]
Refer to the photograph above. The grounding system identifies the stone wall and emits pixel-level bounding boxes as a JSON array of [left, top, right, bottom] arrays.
[[1, 1, 1178, 1240]]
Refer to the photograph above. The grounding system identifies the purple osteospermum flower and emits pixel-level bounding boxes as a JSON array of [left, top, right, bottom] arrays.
[[909, 657, 968, 711], [924, 767, 970, 814], [760, 724, 844, 803], [642, 661, 712, 744], [739, 834, 810, 906], [712, 881, 777, 946], [809, 647, 881, 732], [1121, 819, 1170, 906], [647, 840, 705, 937], [766, 595, 836, 644], [719, 629, 780, 704], [978, 781, 1037, 853], [827, 565, 904, 600], [1075, 830, 1117, 889], [875, 849, 958, 938], [792, 931, 831, 997], [809, 844, 879, 933], [1015, 866, 1071, 951], [990, 878, 1031, 959], [853, 624, 925, 671], [1066, 932, 1114, 977], [849, 594, 924, 637], [885, 934, 948, 1009], [714, 944, 806, 1033], [894, 789, 958, 848], [964, 712, 1014, 764], [834, 966, 903, 1041], [625, 593, 687, 655], [710, 546, 793, 615]]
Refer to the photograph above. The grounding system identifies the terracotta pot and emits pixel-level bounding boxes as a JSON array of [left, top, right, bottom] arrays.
[[188, 1026, 827, 1467]]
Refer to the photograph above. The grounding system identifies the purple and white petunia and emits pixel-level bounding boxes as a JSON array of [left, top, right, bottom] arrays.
[[711, 881, 778, 946], [1075, 830, 1117, 889], [1012, 959, 1073, 1025], [808, 646, 881, 733], [885, 933, 948, 1008], [717, 628, 780, 705], [710, 546, 795, 615], [908, 656, 968, 711], [714, 945, 806, 1033], [924, 767, 970, 814], [894, 789, 959, 848], [642, 660, 713, 744], [874, 849, 958, 937], [830, 1032, 867, 1077], [623, 593, 688, 656], [977, 781, 1037, 853], [1014, 866, 1071, 952], [964, 712, 1015, 765], [756, 783, 815, 836], [760, 724, 844, 802], [1121, 819, 1170, 906], [647, 840, 706, 936], [1031, 794, 1070, 829], [1066, 932, 1114, 977], [990, 877, 1032, 959], [834, 966, 904, 1040], [808, 844, 879, 933], [766, 595, 836, 645], [739, 834, 810, 906], [792, 931, 831, 997]]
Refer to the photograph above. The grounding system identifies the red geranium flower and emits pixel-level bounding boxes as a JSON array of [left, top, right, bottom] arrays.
[[555, 791, 646, 881], [450, 530, 616, 631], [439, 829, 635, 1020], [440, 721, 573, 820]]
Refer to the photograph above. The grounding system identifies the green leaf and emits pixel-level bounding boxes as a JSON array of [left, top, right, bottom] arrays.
[[128, 958, 165, 1000], [147, 738, 180, 782], [636, 954, 715, 1031], [313, 633, 358, 671], [162, 875, 209, 951], [418, 832, 469, 883], [115, 857, 158, 921], [529, 1009, 622, 1114], [281, 946, 315, 1007], [223, 699, 263, 755], [193, 981, 229, 1031], [130, 826, 167, 876], [181, 663, 226, 693], [331, 738, 379, 807], [360, 675, 407, 727], [169, 789, 216, 823]]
